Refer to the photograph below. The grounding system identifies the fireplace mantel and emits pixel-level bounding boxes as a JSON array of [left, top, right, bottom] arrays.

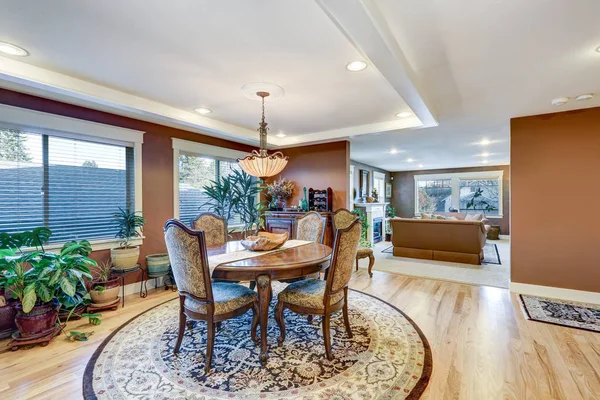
[[354, 202, 389, 245]]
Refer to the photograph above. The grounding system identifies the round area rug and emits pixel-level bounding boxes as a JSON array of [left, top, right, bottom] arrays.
[[83, 286, 432, 399]]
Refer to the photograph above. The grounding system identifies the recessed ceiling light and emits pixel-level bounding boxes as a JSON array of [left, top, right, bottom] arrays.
[[480, 152, 490, 157], [346, 60, 367, 72], [596, 46, 600, 53], [479, 139, 491, 146], [0, 42, 29, 56], [481, 160, 489, 164], [407, 158, 414, 163], [389, 148, 399, 154], [194, 107, 212, 115], [395, 111, 413, 118], [275, 132, 286, 138], [418, 164, 424, 168], [575, 93, 594, 101], [551, 97, 569, 106]]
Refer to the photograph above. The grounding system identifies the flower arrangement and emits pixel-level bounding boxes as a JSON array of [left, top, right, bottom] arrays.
[[266, 178, 294, 200]]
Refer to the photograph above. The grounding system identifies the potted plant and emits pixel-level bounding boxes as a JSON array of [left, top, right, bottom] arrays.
[[111, 207, 145, 270], [385, 205, 396, 242], [145, 253, 170, 277], [0, 228, 96, 337], [57, 240, 95, 321], [89, 260, 120, 306], [266, 178, 294, 211], [0, 288, 17, 339]]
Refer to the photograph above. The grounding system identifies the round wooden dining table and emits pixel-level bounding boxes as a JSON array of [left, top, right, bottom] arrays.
[[208, 241, 332, 362]]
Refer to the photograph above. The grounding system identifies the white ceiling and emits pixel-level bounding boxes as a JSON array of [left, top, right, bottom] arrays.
[[0, 0, 599, 171]]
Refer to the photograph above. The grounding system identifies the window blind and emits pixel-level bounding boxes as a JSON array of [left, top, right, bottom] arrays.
[[0, 128, 134, 243], [178, 153, 244, 227]]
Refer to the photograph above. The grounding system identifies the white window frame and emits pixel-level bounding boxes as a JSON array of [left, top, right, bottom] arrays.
[[349, 165, 355, 206], [0, 104, 145, 251], [414, 170, 504, 218], [172, 138, 252, 229], [373, 171, 386, 201]]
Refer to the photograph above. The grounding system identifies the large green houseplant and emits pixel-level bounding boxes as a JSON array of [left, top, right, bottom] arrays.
[[110, 207, 146, 270], [202, 170, 267, 237], [0, 228, 96, 336]]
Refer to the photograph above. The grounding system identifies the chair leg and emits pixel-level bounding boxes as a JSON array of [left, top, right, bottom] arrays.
[[367, 253, 375, 278], [322, 313, 333, 360], [251, 302, 259, 344], [307, 315, 313, 324], [275, 300, 286, 346], [205, 321, 216, 373], [342, 288, 353, 338], [216, 321, 222, 331], [174, 309, 186, 354], [249, 281, 256, 290], [355, 257, 359, 272]]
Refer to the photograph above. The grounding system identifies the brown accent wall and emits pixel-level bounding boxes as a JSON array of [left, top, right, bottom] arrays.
[[511, 107, 600, 292], [0, 89, 255, 284], [350, 160, 392, 203], [391, 165, 510, 234], [273, 141, 350, 210]]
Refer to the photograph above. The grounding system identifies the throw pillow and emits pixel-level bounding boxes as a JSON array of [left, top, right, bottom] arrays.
[[465, 213, 483, 221], [434, 215, 447, 220], [421, 213, 433, 219], [447, 216, 459, 220]]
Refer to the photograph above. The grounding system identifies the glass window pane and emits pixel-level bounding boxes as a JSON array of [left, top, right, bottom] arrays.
[[417, 179, 452, 213], [459, 179, 500, 216], [179, 155, 217, 225], [0, 128, 134, 243], [0, 130, 44, 233]]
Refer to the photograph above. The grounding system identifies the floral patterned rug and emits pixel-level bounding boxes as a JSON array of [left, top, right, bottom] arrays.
[[519, 295, 600, 332], [83, 286, 432, 399]]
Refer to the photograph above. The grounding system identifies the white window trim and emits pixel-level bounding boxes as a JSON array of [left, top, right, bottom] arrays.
[[0, 104, 145, 251], [172, 138, 250, 228], [414, 170, 504, 218]]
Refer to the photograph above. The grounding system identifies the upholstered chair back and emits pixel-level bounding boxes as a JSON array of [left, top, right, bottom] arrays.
[[327, 219, 362, 294], [164, 219, 212, 301], [332, 208, 358, 232], [296, 211, 327, 243], [191, 213, 227, 247]]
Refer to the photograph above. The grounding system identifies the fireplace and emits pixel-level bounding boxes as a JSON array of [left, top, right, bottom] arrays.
[[373, 217, 383, 244]]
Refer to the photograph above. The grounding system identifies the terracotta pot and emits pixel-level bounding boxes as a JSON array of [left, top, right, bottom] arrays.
[[366, 197, 374, 203], [92, 276, 120, 290], [110, 246, 140, 270], [15, 301, 60, 337], [90, 287, 120, 305], [0, 301, 17, 339], [146, 253, 171, 277]]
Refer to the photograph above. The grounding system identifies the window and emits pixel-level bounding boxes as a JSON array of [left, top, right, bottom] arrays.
[[414, 171, 503, 217], [0, 128, 135, 243], [417, 179, 452, 213], [178, 153, 245, 226], [373, 171, 385, 201], [172, 139, 255, 229], [459, 179, 500, 216]]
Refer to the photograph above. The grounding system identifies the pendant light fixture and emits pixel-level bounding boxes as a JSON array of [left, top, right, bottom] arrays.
[[238, 91, 288, 180]]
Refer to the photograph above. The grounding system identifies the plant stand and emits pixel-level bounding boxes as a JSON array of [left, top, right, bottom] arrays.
[[8, 324, 63, 351], [110, 264, 145, 308], [87, 298, 120, 313], [142, 270, 176, 295]]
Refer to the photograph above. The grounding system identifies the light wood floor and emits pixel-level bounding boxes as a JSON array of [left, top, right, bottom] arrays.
[[1, 271, 599, 400]]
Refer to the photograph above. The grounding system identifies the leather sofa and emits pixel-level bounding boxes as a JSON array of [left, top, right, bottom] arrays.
[[390, 217, 487, 265]]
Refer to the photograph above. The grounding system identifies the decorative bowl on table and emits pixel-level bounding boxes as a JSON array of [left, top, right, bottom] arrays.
[[240, 232, 288, 251]]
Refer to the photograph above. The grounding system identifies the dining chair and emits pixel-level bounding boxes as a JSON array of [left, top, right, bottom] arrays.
[[191, 212, 228, 247], [296, 211, 327, 243], [332, 208, 375, 277], [164, 219, 259, 372], [275, 218, 361, 360]]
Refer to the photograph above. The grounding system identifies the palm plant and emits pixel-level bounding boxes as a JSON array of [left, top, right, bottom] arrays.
[[201, 175, 239, 223], [230, 169, 268, 236], [113, 207, 145, 248]]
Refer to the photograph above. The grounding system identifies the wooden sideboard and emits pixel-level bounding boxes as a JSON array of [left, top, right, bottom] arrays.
[[264, 211, 334, 247]]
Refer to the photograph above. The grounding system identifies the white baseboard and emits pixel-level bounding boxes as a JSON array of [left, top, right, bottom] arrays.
[[121, 276, 167, 297], [498, 234, 510, 240], [510, 282, 600, 305]]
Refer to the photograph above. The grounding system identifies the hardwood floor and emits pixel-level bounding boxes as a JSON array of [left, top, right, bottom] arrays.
[[1, 271, 599, 399]]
